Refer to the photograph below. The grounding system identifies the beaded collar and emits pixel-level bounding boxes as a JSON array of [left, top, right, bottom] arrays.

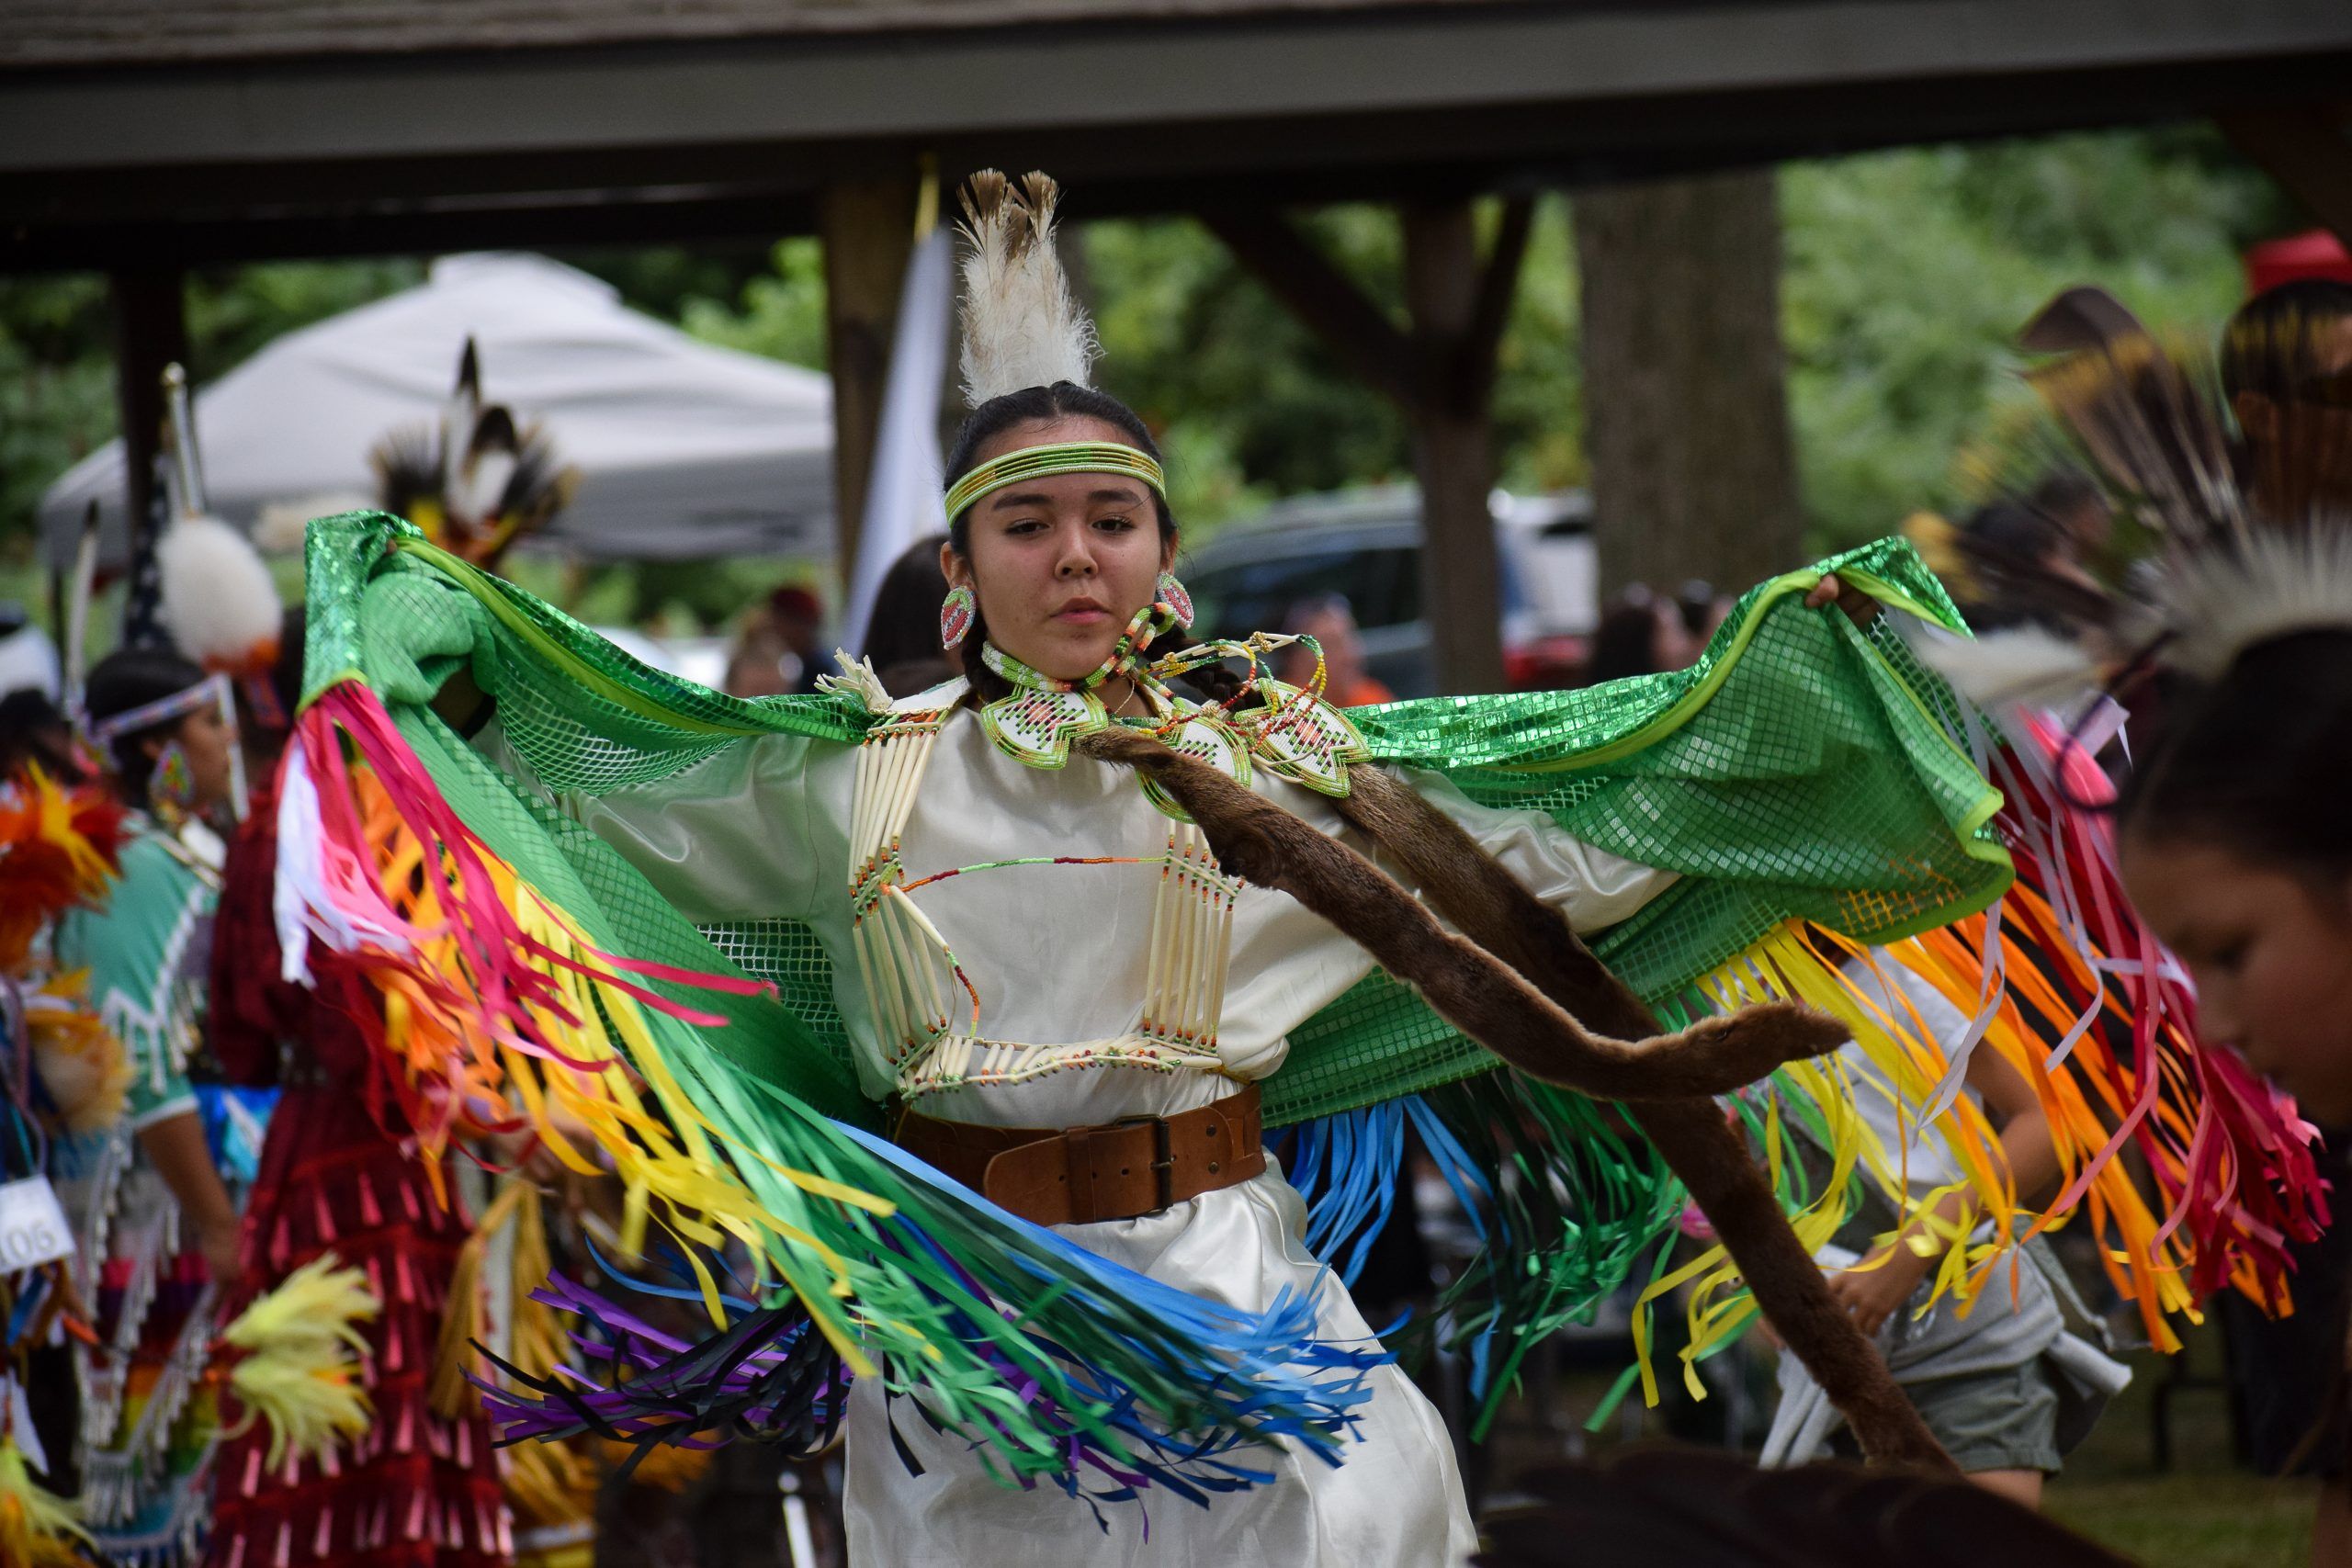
[[972, 604, 1370, 807]]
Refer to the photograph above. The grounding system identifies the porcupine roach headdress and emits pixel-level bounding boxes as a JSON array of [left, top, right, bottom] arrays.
[[372, 338, 578, 571]]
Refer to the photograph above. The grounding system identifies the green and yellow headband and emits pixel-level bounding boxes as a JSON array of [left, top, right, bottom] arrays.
[[943, 441, 1166, 524]]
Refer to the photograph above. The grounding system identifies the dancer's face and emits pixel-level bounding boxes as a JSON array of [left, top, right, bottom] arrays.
[[147, 700, 238, 812], [2121, 831, 2352, 1122], [947, 416, 1173, 683]]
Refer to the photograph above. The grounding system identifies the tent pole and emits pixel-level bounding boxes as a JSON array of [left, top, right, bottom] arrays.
[[107, 266, 188, 604], [820, 177, 919, 608]]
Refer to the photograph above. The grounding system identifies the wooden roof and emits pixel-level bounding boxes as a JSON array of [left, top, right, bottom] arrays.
[[7, 0, 1525, 68], [3, 0, 2346, 270]]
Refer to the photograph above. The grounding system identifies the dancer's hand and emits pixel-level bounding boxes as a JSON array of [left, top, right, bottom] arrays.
[[1803, 573, 1881, 626], [1823, 1240, 1930, 1337]]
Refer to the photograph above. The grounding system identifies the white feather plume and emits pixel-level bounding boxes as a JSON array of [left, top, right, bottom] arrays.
[[956, 170, 1100, 407], [157, 513, 283, 671], [2155, 525, 2352, 681], [1914, 623, 2100, 709]]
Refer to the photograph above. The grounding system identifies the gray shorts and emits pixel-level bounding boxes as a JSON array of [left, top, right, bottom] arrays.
[[1901, 1358, 2065, 1475]]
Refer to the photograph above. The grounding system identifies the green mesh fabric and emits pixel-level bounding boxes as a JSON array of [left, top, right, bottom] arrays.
[[696, 918, 854, 1080], [304, 515, 868, 759], [1268, 542, 2005, 1123], [305, 513, 2007, 1134]]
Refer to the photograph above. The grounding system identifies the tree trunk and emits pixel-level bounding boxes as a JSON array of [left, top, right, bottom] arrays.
[[1403, 202, 1508, 696], [1574, 170, 1803, 598]]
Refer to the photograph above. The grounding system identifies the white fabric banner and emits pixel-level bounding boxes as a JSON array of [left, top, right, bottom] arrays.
[[842, 228, 953, 659]]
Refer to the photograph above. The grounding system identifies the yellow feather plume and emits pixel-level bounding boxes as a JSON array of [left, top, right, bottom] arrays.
[[220, 1253, 381, 1470], [0, 1437, 89, 1567], [25, 974, 131, 1135]]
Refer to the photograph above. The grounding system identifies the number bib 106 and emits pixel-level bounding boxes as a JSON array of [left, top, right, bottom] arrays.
[[0, 1178, 74, 1269]]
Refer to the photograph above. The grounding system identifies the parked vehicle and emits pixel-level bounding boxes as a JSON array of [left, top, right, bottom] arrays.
[[1180, 485, 1597, 697]]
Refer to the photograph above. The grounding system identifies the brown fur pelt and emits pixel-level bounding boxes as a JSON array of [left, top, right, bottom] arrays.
[[1077, 729, 1847, 1099], [1073, 729, 1953, 1472]]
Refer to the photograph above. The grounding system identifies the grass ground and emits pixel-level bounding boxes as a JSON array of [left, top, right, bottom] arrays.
[[1483, 1319, 2314, 1566], [2048, 1325, 2314, 1567]]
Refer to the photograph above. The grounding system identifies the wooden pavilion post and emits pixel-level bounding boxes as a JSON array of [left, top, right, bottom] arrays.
[[1204, 197, 1530, 694], [820, 176, 919, 604], [1404, 199, 1524, 696]]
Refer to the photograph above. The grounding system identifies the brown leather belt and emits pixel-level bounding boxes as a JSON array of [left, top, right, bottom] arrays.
[[893, 1083, 1265, 1227]]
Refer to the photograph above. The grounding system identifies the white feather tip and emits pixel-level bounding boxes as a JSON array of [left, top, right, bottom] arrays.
[[956, 168, 1100, 407], [2158, 529, 2352, 681]]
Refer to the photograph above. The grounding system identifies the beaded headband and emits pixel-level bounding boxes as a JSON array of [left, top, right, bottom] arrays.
[[85, 671, 232, 746], [944, 441, 1166, 525]]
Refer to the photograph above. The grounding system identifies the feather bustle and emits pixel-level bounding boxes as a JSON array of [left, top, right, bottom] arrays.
[[1973, 295, 2352, 695]]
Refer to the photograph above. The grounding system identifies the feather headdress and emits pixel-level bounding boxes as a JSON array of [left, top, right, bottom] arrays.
[[1921, 284, 2352, 707], [371, 338, 578, 570], [956, 170, 1101, 407]]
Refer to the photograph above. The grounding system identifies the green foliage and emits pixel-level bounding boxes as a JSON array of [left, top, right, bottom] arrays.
[[561, 243, 772, 322], [1086, 201, 1587, 534], [1780, 128, 2291, 549], [679, 239, 830, 369], [0, 276, 117, 565], [1087, 210, 1406, 530]]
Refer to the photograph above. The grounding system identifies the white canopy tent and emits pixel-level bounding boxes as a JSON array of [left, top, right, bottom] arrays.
[[40, 252, 836, 569]]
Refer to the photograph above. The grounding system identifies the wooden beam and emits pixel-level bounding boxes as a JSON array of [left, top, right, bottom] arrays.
[[12, 50, 2352, 274], [1403, 200, 1507, 696], [1199, 212, 1418, 411], [2219, 106, 2352, 254], [820, 177, 918, 600], [107, 268, 187, 635]]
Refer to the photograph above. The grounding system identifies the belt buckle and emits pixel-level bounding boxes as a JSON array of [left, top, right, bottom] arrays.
[[1113, 1112, 1177, 1212]]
